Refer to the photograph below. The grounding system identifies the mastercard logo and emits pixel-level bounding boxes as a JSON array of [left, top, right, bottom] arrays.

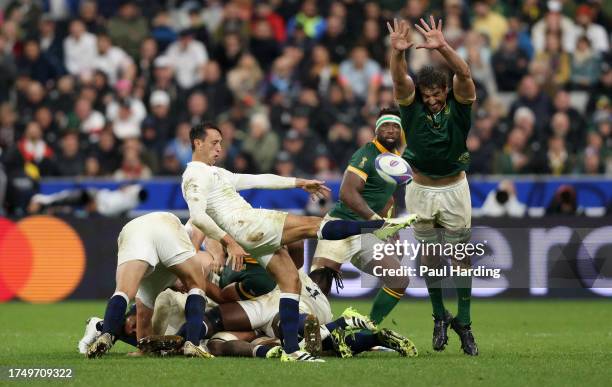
[[0, 216, 85, 303]]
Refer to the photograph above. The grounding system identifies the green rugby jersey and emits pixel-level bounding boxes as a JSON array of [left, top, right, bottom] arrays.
[[399, 91, 472, 178], [219, 258, 276, 300], [329, 140, 398, 221]]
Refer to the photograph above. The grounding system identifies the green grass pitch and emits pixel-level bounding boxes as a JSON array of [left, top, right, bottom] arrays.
[[1, 300, 611, 386]]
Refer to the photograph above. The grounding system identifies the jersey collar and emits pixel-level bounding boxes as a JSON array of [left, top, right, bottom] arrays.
[[372, 139, 400, 155]]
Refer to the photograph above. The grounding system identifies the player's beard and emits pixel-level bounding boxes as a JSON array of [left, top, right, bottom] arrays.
[[378, 135, 400, 152]]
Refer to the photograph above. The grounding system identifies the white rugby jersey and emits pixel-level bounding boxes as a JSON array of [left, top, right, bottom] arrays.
[[181, 161, 296, 240]]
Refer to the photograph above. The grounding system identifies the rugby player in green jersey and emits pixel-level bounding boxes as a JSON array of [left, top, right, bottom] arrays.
[[388, 16, 478, 355], [310, 107, 413, 325]]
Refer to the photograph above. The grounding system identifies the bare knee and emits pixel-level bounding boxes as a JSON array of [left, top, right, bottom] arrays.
[[278, 269, 300, 294], [303, 216, 322, 238]]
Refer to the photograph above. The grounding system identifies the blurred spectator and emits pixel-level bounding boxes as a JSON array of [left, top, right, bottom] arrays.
[[313, 151, 341, 181], [241, 112, 280, 173], [553, 90, 586, 147], [339, 46, 382, 105], [250, 18, 281, 71], [358, 19, 387, 66], [0, 35, 17, 103], [356, 126, 374, 147], [18, 81, 48, 126], [142, 90, 174, 153], [106, 81, 146, 140], [55, 132, 85, 176], [137, 38, 159, 83], [459, 31, 497, 97], [570, 36, 602, 90], [493, 127, 531, 174], [320, 15, 351, 64], [301, 45, 338, 96], [215, 32, 244, 74], [586, 64, 612, 116], [166, 28, 209, 90], [114, 147, 152, 181], [50, 75, 76, 114], [68, 98, 106, 143], [274, 150, 297, 177], [214, 2, 250, 43], [164, 122, 193, 170], [229, 152, 259, 174], [79, 0, 104, 33], [151, 10, 178, 52], [286, 0, 325, 40], [3, 121, 56, 178], [472, 0, 508, 50], [18, 39, 59, 85], [510, 75, 554, 135], [94, 32, 135, 84], [107, 1, 149, 58], [519, 0, 544, 27], [180, 91, 213, 127], [37, 15, 64, 75], [63, 19, 97, 76], [89, 130, 120, 175], [195, 60, 234, 116], [327, 121, 355, 168], [492, 32, 530, 91], [481, 180, 526, 217], [574, 4, 609, 53], [282, 129, 310, 175], [467, 110, 497, 174], [253, 1, 286, 43], [227, 54, 264, 105], [575, 131, 605, 174], [535, 31, 571, 89], [34, 106, 59, 147], [532, 136, 574, 175], [531, 0, 578, 54], [149, 56, 180, 103], [546, 185, 578, 215]]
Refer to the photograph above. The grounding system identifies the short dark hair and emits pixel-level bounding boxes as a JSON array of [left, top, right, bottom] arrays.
[[416, 66, 450, 90], [190, 122, 222, 150], [377, 106, 400, 119]]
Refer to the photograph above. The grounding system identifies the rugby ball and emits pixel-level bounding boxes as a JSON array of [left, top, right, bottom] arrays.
[[374, 153, 412, 185]]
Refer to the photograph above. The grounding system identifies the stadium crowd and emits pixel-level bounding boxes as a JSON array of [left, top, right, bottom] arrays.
[[0, 0, 610, 206]]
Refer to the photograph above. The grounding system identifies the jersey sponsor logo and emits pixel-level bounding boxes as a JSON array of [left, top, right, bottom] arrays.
[[0, 216, 86, 303], [358, 157, 368, 169], [458, 152, 471, 164]]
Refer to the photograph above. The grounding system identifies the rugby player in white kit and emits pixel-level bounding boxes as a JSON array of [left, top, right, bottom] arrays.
[[182, 122, 414, 362], [86, 212, 215, 359]]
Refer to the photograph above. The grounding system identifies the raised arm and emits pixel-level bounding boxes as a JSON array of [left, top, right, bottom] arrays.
[[414, 16, 476, 104], [388, 18, 416, 104]]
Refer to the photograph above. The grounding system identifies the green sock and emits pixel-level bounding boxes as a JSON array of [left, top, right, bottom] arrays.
[[369, 287, 402, 324], [454, 275, 472, 326], [425, 275, 446, 319]]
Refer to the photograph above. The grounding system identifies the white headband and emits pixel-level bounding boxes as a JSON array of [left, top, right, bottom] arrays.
[[375, 115, 403, 132]]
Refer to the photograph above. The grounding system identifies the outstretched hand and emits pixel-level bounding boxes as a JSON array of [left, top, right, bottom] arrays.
[[297, 178, 331, 201], [414, 15, 447, 50], [387, 18, 413, 51]]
